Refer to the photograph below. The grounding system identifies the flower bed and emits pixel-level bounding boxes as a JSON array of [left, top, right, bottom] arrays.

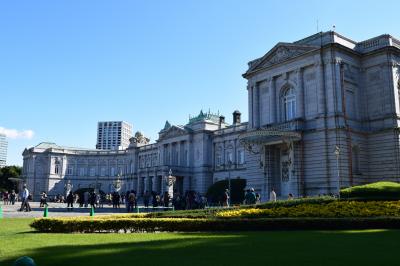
[[30, 216, 400, 233], [216, 201, 400, 218]]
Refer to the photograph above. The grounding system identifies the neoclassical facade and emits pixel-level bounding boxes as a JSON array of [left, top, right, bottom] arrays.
[[23, 31, 400, 201]]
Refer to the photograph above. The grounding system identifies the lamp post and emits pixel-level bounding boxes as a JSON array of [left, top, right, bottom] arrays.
[[112, 174, 122, 193], [164, 169, 176, 201], [227, 160, 232, 207], [334, 145, 341, 199]]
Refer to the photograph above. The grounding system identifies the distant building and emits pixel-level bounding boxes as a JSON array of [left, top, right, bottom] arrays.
[[23, 31, 400, 201], [96, 121, 133, 150], [0, 133, 7, 168]]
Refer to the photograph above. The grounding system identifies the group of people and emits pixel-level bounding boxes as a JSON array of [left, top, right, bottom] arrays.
[[2, 185, 291, 214], [1, 190, 17, 205], [1, 186, 32, 212]]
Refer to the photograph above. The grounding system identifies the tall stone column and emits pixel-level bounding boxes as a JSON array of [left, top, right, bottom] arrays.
[[144, 176, 149, 193], [334, 60, 343, 114], [248, 83, 253, 128], [270, 77, 277, 123], [253, 84, 260, 128], [133, 177, 137, 192], [138, 177, 142, 193], [152, 176, 158, 193], [296, 68, 305, 119], [316, 61, 326, 115], [177, 141, 181, 166]]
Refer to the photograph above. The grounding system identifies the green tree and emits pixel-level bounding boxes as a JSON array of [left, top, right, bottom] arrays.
[[0, 166, 22, 192]]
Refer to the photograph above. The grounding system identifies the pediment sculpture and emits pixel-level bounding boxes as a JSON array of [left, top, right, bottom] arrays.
[[246, 44, 319, 74]]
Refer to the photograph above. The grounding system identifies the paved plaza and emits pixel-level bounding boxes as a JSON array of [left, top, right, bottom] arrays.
[[1, 201, 167, 218]]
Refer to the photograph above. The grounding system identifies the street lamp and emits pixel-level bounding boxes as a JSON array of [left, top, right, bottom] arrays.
[[334, 145, 340, 199], [112, 174, 122, 193], [227, 160, 233, 206]]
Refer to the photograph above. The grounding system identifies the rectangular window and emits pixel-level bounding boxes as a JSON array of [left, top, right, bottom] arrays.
[[238, 150, 245, 165], [67, 167, 73, 175], [226, 151, 233, 165], [111, 167, 115, 176]]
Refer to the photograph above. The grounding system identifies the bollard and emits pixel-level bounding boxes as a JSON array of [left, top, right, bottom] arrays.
[[13, 256, 36, 266], [43, 206, 48, 218], [0, 205, 3, 219], [136, 207, 139, 214], [90, 206, 95, 216], [172, 206, 175, 212]]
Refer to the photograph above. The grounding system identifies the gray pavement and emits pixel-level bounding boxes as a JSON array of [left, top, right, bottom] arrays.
[[0, 201, 172, 218]]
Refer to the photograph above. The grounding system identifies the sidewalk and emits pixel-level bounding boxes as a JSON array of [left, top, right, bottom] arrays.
[[0, 201, 172, 218]]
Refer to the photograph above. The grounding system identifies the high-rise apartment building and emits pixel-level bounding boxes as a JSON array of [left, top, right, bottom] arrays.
[[96, 121, 133, 150], [0, 133, 7, 168]]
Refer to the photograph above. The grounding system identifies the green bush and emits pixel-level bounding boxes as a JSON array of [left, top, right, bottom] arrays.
[[145, 208, 222, 218], [340, 182, 400, 200], [216, 201, 400, 218], [253, 196, 336, 209], [206, 179, 246, 205], [30, 216, 400, 233]]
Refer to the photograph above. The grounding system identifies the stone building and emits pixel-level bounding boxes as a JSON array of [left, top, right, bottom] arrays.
[[23, 31, 400, 201], [0, 133, 7, 168]]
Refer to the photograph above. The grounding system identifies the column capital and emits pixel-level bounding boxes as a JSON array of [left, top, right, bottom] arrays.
[[295, 67, 303, 74]]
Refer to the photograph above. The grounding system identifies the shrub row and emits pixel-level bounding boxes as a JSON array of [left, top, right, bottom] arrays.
[[253, 196, 336, 209], [216, 201, 400, 218], [30, 217, 400, 233], [340, 181, 400, 200], [142, 197, 337, 219]]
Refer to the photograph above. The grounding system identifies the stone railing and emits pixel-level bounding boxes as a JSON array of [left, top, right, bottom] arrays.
[[214, 123, 248, 136], [262, 119, 304, 132]]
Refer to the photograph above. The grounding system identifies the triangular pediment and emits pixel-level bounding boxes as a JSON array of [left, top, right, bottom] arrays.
[[245, 43, 319, 76], [159, 125, 188, 141]]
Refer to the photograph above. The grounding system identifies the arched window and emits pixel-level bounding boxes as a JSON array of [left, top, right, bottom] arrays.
[[283, 87, 296, 121]]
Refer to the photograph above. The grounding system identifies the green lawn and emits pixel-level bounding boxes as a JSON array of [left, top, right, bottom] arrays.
[[1, 218, 399, 266]]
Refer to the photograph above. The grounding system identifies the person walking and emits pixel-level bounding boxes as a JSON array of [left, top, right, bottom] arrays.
[[10, 190, 16, 205], [19, 185, 32, 212], [83, 191, 89, 207], [128, 191, 136, 212], [143, 190, 150, 208], [270, 188, 277, 202], [3, 191, 9, 205], [40, 192, 48, 207], [66, 191, 74, 211], [223, 189, 230, 207], [163, 191, 170, 208]]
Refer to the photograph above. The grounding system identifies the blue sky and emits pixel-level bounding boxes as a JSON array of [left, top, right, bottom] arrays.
[[1, 0, 399, 166]]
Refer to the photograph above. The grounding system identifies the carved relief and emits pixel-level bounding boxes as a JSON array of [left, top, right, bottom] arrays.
[[249, 44, 319, 72]]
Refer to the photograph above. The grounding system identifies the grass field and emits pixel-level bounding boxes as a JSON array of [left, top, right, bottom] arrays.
[[1, 218, 400, 266]]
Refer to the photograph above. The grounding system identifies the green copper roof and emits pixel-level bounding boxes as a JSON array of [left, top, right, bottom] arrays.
[[188, 110, 220, 124], [35, 142, 61, 149]]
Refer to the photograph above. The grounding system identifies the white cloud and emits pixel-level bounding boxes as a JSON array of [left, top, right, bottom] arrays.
[[0, 127, 35, 139]]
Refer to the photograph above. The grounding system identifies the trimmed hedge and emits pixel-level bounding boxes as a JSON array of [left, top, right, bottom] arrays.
[[340, 181, 400, 200], [143, 197, 337, 219], [216, 201, 400, 218], [30, 217, 400, 233], [253, 196, 336, 209], [145, 208, 221, 219]]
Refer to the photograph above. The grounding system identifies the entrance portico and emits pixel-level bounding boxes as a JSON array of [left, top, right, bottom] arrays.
[[239, 120, 303, 199]]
